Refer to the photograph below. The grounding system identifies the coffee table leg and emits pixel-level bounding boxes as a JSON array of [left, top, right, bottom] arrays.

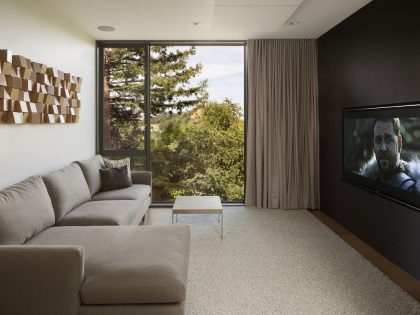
[[221, 212, 223, 239]]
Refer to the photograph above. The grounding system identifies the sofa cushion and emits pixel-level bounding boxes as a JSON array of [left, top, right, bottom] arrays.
[[76, 155, 105, 196], [92, 184, 151, 201], [27, 225, 191, 304], [0, 176, 55, 245], [57, 200, 142, 226], [43, 163, 91, 222]]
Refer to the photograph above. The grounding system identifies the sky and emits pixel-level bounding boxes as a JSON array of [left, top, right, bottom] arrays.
[[174, 46, 245, 112]]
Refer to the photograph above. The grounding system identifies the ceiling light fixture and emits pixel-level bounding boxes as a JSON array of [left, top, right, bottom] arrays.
[[97, 25, 115, 32], [193, 21, 200, 26], [288, 21, 300, 26]]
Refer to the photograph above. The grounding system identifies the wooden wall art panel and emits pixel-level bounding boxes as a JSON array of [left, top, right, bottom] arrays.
[[0, 49, 82, 124]]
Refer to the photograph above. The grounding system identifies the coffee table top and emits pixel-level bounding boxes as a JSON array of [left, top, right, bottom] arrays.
[[173, 196, 222, 212]]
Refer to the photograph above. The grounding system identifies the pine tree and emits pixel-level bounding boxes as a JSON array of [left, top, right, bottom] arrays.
[[103, 46, 208, 150]]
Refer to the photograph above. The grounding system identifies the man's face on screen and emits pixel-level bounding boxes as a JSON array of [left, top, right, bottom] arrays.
[[373, 120, 401, 177]]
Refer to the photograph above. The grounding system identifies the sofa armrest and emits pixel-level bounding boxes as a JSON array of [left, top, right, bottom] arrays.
[[0, 245, 84, 315], [131, 171, 152, 186]]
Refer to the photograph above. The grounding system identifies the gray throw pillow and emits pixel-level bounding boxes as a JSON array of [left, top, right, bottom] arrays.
[[103, 157, 132, 184], [100, 166, 131, 192]]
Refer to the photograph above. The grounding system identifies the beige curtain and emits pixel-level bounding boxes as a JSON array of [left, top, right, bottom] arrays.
[[245, 39, 319, 209]]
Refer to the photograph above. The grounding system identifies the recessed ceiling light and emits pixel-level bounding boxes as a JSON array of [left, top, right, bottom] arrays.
[[97, 25, 115, 32], [288, 21, 300, 26], [193, 21, 200, 26]]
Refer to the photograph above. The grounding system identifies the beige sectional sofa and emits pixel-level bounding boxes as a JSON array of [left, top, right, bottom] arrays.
[[0, 155, 191, 315]]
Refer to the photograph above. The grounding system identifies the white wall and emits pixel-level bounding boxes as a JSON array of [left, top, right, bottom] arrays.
[[0, 0, 96, 189]]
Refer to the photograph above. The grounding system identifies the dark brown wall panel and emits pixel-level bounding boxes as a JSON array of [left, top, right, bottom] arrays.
[[318, 0, 420, 279]]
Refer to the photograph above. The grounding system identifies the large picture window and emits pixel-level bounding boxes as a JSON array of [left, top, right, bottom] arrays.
[[98, 42, 246, 203]]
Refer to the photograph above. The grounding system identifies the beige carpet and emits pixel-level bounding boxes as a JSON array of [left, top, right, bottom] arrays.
[[148, 207, 420, 315]]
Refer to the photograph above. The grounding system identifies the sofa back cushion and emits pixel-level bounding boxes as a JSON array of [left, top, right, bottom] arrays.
[[43, 163, 91, 222], [0, 176, 55, 244], [76, 155, 104, 196]]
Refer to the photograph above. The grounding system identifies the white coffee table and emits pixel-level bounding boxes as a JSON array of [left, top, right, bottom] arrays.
[[172, 196, 223, 239]]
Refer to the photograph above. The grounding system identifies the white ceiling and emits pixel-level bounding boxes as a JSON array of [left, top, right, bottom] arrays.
[[39, 0, 372, 40]]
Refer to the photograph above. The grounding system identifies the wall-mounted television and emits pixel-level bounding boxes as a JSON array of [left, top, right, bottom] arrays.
[[343, 103, 420, 211]]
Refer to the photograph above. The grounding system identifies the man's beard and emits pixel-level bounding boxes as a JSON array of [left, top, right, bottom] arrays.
[[376, 155, 398, 178], [379, 159, 390, 170]]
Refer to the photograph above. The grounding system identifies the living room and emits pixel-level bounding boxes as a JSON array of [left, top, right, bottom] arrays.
[[1, 0, 420, 314]]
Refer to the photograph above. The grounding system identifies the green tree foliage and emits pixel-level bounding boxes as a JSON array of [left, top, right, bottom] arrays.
[[151, 100, 244, 202], [103, 46, 208, 150]]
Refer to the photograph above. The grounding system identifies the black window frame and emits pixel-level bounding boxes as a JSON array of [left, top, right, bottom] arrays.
[[96, 40, 247, 204]]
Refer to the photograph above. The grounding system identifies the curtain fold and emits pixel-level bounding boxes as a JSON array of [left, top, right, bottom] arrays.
[[245, 39, 319, 209]]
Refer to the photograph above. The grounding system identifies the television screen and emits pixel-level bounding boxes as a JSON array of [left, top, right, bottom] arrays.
[[343, 104, 420, 211]]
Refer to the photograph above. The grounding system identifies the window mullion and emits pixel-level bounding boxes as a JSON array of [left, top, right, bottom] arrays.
[[145, 44, 151, 171]]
